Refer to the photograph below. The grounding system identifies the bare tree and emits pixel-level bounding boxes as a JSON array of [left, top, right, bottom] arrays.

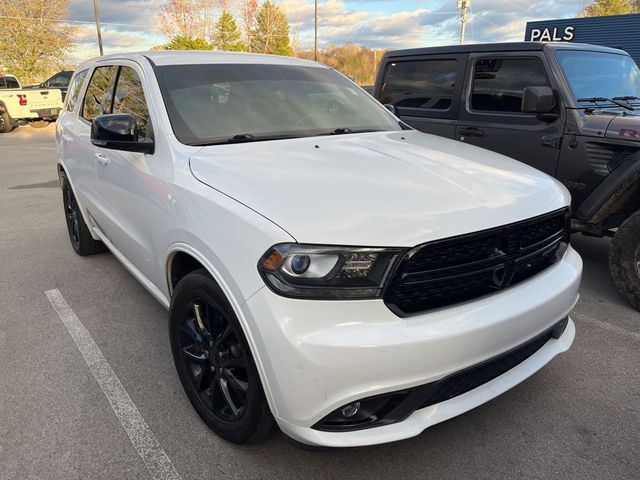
[[239, 0, 259, 51], [159, 0, 216, 40]]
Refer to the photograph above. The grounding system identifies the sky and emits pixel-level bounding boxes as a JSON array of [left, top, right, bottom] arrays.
[[67, 0, 589, 62]]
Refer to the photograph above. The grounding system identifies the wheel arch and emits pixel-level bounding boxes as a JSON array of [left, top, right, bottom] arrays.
[[164, 244, 277, 415], [576, 151, 640, 229], [57, 161, 102, 241]]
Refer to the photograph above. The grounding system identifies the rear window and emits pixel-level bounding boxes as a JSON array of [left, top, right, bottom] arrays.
[[0, 76, 19, 89], [471, 58, 549, 113], [380, 60, 458, 111], [5, 77, 19, 88]]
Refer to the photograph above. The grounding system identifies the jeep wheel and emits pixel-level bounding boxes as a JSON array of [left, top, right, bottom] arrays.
[[61, 173, 107, 256], [609, 210, 640, 311], [169, 269, 274, 444], [0, 111, 14, 133]]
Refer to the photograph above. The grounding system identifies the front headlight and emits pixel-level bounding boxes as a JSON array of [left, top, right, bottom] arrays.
[[257, 243, 404, 299]]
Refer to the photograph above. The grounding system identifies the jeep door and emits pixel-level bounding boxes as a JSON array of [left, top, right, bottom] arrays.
[[375, 54, 467, 139], [455, 53, 564, 176]]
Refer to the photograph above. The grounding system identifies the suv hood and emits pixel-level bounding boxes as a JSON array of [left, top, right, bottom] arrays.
[[190, 131, 570, 246]]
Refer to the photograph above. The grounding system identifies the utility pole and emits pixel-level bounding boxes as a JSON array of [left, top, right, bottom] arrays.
[[314, 0, 318, 61], [457, 0, 470, 45], [93, 0, 104, 56]]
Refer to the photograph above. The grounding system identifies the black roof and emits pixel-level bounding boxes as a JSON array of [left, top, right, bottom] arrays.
[[383, 41, 628, 59]]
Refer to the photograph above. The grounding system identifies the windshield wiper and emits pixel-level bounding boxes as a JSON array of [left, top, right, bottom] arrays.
[[188, 133, 301, 146], [316, 128, 383, 136], [577, 97, 634, 111]]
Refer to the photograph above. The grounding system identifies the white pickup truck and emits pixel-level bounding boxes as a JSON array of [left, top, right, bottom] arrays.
[[0, 74, 64, 133]]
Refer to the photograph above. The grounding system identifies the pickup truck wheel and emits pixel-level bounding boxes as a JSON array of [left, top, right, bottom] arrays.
[[0, 111, 14, 133], [61, 175, 106, 256], [169, 269, 274, 444], [609, 210, 640, 311]]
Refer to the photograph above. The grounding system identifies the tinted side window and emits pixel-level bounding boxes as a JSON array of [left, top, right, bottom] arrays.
[[381, 60, 457, 111], [5, 77, 18, 88], [471, 58, 549, 113], [82, 66, 118, 122], [112, 67, 150, 138], [0, 78, 5, 89], [66, 70, 89, 112], [51, 72, 71, 87]]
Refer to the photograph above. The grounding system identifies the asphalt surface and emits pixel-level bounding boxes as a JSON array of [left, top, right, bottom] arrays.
[[0, 125, 638, 480]]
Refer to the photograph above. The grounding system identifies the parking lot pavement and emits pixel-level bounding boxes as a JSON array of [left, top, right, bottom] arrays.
[[0, 125, 638, 480]]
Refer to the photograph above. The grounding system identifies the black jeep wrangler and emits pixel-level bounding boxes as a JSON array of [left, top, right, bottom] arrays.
[[374, 42, 640, 311]]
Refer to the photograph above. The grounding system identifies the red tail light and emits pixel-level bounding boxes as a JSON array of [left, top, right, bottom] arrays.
[[17, 94, 27, 106]]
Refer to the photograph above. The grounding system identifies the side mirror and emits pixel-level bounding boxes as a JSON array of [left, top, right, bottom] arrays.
[[522, 86, 555, 114], [384, 104, 398, 115], [91, 114, 154, 154]]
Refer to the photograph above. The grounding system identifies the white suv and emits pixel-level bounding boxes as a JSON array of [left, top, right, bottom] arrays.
[[56, 51, 582, 448]]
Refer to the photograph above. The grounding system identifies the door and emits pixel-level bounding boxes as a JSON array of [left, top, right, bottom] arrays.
[[73, 65, 119, 222], [377, 54, 467, 139], [94, 64, 156, 278], [455, 54, 564, 176]]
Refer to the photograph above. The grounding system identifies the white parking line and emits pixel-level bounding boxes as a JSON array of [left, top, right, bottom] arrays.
[[45, 289, 183, 480]]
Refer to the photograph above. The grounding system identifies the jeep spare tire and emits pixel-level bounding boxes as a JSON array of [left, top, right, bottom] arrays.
[[609, 210, 640, 311]]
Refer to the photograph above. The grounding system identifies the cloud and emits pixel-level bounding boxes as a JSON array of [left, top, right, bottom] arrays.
[[65, 0, 587, 64]]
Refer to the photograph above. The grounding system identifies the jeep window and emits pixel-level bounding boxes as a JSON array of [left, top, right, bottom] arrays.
[[113, 66, 151, 138], [82, 66, 118, 122], [65, 70, 88, 112], [154, 64, 401, 145], [471, 58, 549, 113], [556, 50, 640, 105], [380, 60, 457, 111]]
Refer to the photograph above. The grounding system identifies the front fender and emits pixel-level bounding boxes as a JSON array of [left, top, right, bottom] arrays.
[[576, 150, 640, 225]]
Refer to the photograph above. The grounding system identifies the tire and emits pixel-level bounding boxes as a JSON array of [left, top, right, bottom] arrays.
[[0, 111, 14, 133], [60, 173, 106, 256], [609, 210, 640, 311], [169, 269, 274, 444]]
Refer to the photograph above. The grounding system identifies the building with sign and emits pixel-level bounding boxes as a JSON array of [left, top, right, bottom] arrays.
[[525, 14, 640, 65]]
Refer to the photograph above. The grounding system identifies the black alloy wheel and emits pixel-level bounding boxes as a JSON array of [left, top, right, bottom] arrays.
[[179, 300, 250, 421], [60, 173, 106, 256], [64, 179, 81, 249], [169, 270, 274, 443]]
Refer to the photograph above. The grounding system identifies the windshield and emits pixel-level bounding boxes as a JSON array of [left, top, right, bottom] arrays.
[[154, 63, 401, 145], [556, 50, 640, 106]]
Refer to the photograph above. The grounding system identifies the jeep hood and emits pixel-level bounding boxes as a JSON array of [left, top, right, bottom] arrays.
[[190, 131, 570, 246], [605, 113, 640, 142]]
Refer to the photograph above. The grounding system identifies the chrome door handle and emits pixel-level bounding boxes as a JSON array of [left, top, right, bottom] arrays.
[[62, 134, 73, 144], [95, 153, 110, 166]]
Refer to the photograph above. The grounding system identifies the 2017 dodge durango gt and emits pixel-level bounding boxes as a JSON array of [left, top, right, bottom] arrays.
[[56, 51, 582, 447]]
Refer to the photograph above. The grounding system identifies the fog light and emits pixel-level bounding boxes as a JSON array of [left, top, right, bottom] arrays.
[[341, 402, 360, 418]]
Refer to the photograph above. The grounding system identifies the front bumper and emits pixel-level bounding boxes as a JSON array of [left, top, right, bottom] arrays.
[[241, 246, 582, 447]]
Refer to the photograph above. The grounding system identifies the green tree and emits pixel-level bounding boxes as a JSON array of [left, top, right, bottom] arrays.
[[165, 35, 212, 50], [0, 0, 75, 84], [581, 0, 639, 16], [212, 11, 246, 51], [252, 0, 292, 56]]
